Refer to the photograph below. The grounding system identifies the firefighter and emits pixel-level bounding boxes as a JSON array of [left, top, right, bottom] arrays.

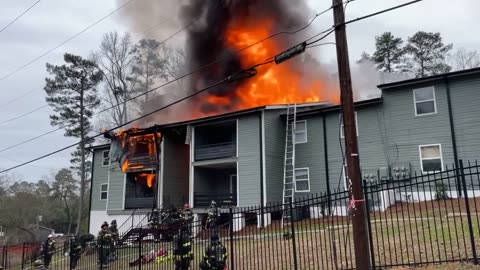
[[42, 234, 56, 269], [33, 259, 47, 270], [97, 222, 112, 267], [109, 220, 118, 260], [173, 205, 194, 270], [69, 235, 82, 270], [148, 209, 160, 228], [199, 201, 228, 270]]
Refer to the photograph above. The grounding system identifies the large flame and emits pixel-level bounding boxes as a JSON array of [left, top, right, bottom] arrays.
[[194, 18, 339, 117], [135, 173, 156, 188]]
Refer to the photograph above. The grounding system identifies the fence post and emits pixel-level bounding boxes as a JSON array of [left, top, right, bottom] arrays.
[[363, 180, 375, 270], [289, 198, 298, 270], [138, 227, 142, 270], [459, 159, 478, 264], [20, 242, 26, 270], [229, 207, 235, 270], [99, 236, 103, 270]]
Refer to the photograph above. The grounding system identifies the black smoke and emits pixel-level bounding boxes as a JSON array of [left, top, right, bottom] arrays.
[[179, 0, 310, 114]]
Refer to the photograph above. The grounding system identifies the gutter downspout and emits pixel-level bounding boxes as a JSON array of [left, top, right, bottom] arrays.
[[445, 77, 462, 196], [322, 115, 332, 214], [259, 111, 265, 228], [87, 148, 95, 234]]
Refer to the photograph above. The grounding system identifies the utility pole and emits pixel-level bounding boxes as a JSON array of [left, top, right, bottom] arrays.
[[331, 0, 371, 269]]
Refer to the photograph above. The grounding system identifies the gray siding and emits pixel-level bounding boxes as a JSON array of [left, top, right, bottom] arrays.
[[294, 115, 327, 195], [238, 115, 261, 206], [382, 82, 454, 172], [450, 75, 480, 162], [162, 134, 189, 207], [91, 148, 110, 211], [264, 110, 285, 203], [107, 166, 125, 210]]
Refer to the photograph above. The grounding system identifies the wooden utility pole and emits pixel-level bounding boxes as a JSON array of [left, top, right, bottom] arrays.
[[331, 0, 371, 269]]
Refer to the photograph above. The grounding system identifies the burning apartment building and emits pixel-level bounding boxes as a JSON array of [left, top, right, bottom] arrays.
[[88, 0, 480, 233]]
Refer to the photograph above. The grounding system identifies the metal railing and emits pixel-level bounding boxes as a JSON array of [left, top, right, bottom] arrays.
[[4, 159, 480, 269]]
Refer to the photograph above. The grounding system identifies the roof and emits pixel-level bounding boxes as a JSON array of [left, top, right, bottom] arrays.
[[285, 97, 383, 118], [378, 67, 480, 90], [151, 101, 330, 130], [88, 144, 110, 150]]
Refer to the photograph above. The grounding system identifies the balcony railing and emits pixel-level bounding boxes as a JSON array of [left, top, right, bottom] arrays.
[[194, 192, 237, 207], [194, 142, 236, 161], [125, 197, 154, 209]]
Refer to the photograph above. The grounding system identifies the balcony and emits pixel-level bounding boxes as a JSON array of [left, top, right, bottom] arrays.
[[194, 142, 236, 161], [194, 120, 236, 161], [194, 192, 237, 207]]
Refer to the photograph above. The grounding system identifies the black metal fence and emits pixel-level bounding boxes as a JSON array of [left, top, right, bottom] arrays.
[[3, 160, 480, 269]]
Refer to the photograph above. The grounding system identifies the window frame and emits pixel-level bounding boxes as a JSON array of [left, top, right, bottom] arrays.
[[413, 86, 437, 116], [102, 150, 110, 167], [100, 183, 108, 200], [294, 167, 310, 192], [340, 112, 359, 138], [418, 144, 444, 173], [294, 120, 308, 144]]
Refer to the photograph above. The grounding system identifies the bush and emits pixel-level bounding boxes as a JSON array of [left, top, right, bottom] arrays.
[[435, 182, 449, 200]]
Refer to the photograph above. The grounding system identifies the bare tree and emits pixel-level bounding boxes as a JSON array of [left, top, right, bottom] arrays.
[[95, 31, 138, 126], [449, 48, 480, 71]]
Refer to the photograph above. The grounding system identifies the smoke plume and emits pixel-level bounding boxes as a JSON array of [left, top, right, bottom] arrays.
[[116, 0, 340, 126]]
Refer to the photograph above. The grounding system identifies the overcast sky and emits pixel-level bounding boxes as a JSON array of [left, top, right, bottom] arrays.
[[0, 0, 478, 182]]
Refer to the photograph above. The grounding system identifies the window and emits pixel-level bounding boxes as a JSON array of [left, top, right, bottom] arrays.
[[340, 112, 358, 138], [414, 87, 436, 115], [102, 150, 110, 167], [100, 184, 108, 200], [294, 168, 310, 192], [419, 144, 443, 173], [295, 120, 307, 144]]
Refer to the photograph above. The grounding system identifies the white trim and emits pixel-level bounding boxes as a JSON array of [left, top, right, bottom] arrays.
[[261, 111, 267, 206], [236, 118, 240, 207], [342, 164, 348, 191], [265, 102, 329, 110], [100, 183, 108, 201], [414, 86, 437, 116], [101, 150, 110, 167], [236, 161, 240, 207], [294, 167, 310, 192], [159, 137, 165, 208], [418, 144, 444, 173], [340, 112, 359, 138], [189, 127, 195, 207], [106, 166, 112, 210], [294, 120, 308, 144], [121, 174, 126, 210]]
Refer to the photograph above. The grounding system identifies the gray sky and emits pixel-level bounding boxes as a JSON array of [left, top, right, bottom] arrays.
[[0, 0, 478, 182]]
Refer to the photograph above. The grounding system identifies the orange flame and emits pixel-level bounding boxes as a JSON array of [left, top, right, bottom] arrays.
[[193, 18, 339, 117], [135, 173, 156, 188]]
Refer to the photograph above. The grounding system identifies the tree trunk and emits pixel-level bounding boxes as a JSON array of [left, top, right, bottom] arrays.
[[75, 85, 86, 234], [63, 196, 72, 234]]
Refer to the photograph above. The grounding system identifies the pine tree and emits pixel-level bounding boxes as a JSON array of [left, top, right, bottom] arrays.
[[405, 31, 453, 77], [372, 32, 405, 72], [44, 53, 103, 234]]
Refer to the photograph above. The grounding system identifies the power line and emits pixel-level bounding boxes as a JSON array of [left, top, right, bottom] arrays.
[[0, 0, 137, 82], [0, 105, 47, 125], [0, 5, 332, 144], [0, 89, 37, 109], [0, 0, 41, 34], [343, 0, 422, 26], [0, 28, 333, 173]]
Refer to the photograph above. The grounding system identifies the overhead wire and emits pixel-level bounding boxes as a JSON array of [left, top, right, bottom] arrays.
[[0, 4, 333, 149], [0, 29, 329, 173], [0, 0, 137, 82], [0, 0, 423, 173], [0, 0, 41, 34], [0, 104, 48, 125]]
